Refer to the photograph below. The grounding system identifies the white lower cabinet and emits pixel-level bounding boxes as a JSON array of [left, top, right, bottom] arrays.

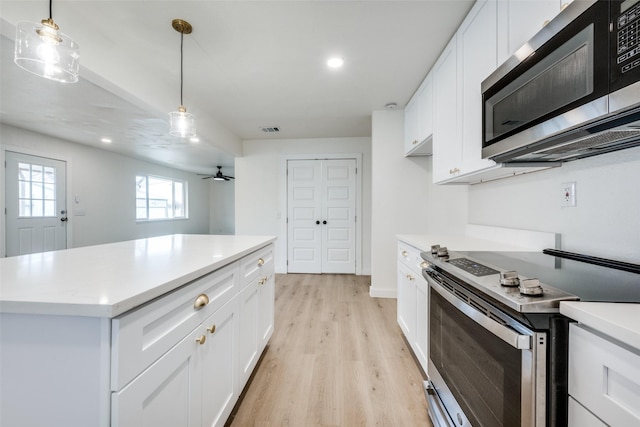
[[112, 243, 275, 427], [397, 240, 428, 374], [568, 323, 640, 427], [569, 397, 608, 427], [112, 298, 238, 427]]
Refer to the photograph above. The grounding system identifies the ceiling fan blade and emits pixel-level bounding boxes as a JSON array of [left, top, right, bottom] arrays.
[[201, 175, 214, 179]]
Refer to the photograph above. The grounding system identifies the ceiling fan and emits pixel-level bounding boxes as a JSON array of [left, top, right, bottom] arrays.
[[201, 166, 235, 181]]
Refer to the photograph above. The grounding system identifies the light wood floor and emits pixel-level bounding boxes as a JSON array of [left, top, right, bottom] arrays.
[[227, 274, 432, 427]]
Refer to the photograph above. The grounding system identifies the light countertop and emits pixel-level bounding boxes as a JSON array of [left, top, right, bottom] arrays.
[[0, 234, 276, 318], [560, 301, 640, 352], [397, 234, 549, 253]]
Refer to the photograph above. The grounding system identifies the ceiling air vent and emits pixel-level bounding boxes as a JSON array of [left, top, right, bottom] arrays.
[[261, 126, 280, 133]]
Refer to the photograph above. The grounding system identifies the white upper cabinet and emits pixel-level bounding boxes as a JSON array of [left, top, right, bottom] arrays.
[[431, 0, 560, 184], [432, 34, 461, 183], [497, 0, 566, 65], [459, 0, 498, 175], [404, 70, 434, 156]]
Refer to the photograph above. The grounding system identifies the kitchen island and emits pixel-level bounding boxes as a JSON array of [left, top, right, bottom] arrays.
[[0, 234, 276, 427]]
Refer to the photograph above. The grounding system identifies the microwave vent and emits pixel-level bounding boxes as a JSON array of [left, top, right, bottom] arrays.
[[540, 129, 640, 156]]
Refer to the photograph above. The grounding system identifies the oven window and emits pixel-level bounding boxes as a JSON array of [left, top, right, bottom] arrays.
[[430, 290, 522, 426]]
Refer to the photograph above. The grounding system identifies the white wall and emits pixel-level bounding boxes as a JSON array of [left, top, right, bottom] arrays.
[[209, 169, 235, 235], [235, 137, 372, 274], [370, 110, 468, 297], [468, 146, 640, 263], [1, 124, 211, 256]]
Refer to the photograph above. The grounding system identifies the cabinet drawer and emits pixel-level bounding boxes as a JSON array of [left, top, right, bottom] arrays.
[[240, 244, 274, 286], [569, 324, 640, 426], [398, 241, 427, 275], [111, 261, 239, 391], [569, 397, 607, 427]]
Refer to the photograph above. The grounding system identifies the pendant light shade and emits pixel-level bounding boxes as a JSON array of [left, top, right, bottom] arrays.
[[169, 106, 196, 138], [14, 1, 79, 83], [169, 19, 196, 138]]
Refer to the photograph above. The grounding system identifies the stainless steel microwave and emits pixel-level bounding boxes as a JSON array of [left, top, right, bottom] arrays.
[[482, 0, 640, 163]]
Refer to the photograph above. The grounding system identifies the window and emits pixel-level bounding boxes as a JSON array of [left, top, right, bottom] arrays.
[[136, 175, 188, 220], [18, 162, 57, 217]]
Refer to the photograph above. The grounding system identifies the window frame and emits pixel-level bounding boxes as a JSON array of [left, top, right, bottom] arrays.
[[135, 174, 188, 222]]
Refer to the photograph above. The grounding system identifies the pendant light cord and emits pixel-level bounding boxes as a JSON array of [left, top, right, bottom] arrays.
[[49, 0, 53, 19], [180, 31, 184, 106]]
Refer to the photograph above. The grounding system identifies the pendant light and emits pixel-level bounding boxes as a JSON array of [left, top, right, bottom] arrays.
[[169, 19, 196, 138], [14, 0, 79, 83]]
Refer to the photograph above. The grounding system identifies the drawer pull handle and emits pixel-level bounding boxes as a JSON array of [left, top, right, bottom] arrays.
[[402, 250, 408, 257], [193, 294, 209, 310], [207, 325, 216, 334], [257, 258, 265, 267], [196, 335, 206, 345]]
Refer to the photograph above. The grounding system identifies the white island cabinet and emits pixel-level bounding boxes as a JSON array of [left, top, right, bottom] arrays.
[[0, 234, 276, 427]]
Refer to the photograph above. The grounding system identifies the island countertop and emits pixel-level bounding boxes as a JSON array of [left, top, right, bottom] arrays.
[[0, 234, 276, 318]]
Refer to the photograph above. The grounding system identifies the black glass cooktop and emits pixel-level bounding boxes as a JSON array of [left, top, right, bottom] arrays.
[[454, 249, 640, 303]]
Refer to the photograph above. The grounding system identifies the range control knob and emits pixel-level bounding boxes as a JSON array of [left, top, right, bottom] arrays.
[[500, 271, 520, 287], [437, 247, 449, 257], [430, 244, 440, 255], [519, 278, 544, 296]]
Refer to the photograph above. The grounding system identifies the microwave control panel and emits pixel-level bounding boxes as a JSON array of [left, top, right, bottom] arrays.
[[616, 0, 640, 74]]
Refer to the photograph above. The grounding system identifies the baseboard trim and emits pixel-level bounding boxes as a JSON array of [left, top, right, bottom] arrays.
[[369, 288, 397, 298]]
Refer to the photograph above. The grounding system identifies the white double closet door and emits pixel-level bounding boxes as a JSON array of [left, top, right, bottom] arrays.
[[287, 159, 356, 274]]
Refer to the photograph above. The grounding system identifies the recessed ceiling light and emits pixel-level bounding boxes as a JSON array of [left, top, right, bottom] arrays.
[[100, 137, 112, 144], [327, 57, 344, 68]]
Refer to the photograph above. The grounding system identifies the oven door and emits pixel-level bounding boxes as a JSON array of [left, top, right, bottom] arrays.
[[425, 275, 546, 427]]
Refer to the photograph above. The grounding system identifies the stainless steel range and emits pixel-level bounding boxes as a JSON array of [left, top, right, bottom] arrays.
[[421, 246, 640, 427]]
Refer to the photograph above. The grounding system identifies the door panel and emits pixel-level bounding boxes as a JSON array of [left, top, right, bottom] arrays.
[[5, 151, 67, 256], [287, 159, 356, 274], [287, 160, 322, 273], [321, 159, 356, 274]]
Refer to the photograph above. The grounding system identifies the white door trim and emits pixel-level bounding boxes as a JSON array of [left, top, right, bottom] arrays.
[[280, 153, 362, 275], [1, 145, 74, 257]]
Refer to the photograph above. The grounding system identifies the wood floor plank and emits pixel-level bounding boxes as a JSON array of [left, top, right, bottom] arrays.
[[227, 274, 432, 427]]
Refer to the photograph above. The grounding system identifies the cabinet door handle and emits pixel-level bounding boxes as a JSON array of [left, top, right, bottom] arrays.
[[412, 139, 418, 145], [193, 294, 209, 310], [196, 335, 207, 345], [257, 258, 265, 267], [259, 276, 268, 285], [207, 325, 216, 334], [406, 274, 414, 281], [420, 261, 429, 269], [401, 250, 408, 257]]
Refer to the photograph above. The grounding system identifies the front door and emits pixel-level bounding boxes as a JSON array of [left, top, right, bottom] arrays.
[[287, 159, 356, 274], [5, 151, 68, 256]]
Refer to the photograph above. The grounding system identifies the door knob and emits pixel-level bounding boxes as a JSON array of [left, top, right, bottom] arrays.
[[322, 220, 327, 225]]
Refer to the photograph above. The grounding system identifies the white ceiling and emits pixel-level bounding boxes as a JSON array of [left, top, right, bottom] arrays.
[[0, 1, 473, 174]]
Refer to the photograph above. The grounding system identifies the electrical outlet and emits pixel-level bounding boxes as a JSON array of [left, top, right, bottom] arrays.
[[562, 182, 576, 207]]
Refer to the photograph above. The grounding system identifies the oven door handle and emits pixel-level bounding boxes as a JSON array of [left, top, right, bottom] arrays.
[[430, 280, 531, 350], [424, 381, 455, 427]]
